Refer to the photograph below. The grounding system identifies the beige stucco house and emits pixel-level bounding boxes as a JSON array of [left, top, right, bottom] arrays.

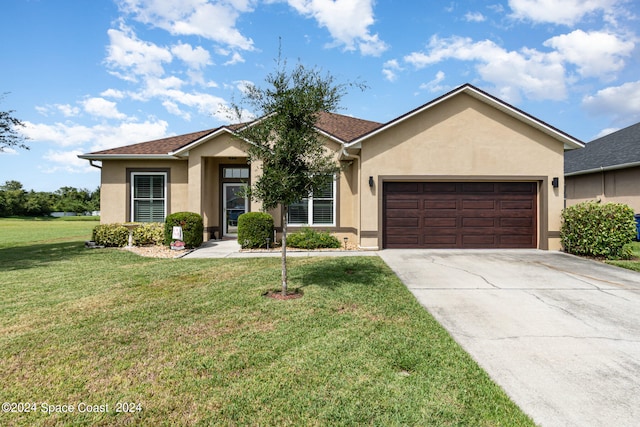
[[565, 122, 640, 213], [79, 84, 583, 250]]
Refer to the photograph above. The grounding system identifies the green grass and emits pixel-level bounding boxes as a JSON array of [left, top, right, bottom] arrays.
[[0, 218, 533, 426], [607, 241, 640, 272]]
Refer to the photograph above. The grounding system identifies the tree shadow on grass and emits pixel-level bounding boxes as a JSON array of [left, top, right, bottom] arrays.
[[0, 240, 95, 271], [293, 257, 389, 290]]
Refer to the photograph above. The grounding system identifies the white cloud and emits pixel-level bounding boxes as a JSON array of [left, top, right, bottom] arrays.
[[22, 119, 169, 152], [224, 52, 245, 65], [82, 97, 127, 120], [582, 80, 640, 124], [42, 150, 93, 174], [404, 36, 567, 102], [117, 0, 255, 51], [0, 147, 18, 155], [35, 104, 80, 117], [465, 11, 486, 22], [286, 0, 388, 56], [105, 23, 173, 81], [508, 0, 619, 26], [162, 100, 191, 121], [419, 71, 447, 93], [100, 88, 127, 99], [382, 59, 402, 82], [171, 42, 212, 69], [544, 29, 635, 79]]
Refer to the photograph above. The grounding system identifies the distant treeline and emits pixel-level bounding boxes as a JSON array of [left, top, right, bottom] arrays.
[[0, 180, 99, 217]]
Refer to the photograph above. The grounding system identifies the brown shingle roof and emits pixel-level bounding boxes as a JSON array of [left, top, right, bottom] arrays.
[[315, 111, 382, 142], [82, 112, 381, 157], [86, 128, 221, 156]]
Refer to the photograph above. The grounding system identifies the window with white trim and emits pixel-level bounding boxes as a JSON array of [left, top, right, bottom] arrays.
[[287, 177, 335, 226], [131, 172, 166, 222]]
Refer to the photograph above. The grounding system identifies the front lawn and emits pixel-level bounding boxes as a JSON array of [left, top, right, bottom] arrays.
[[607, 241, 640, 272], [0, 218, 533, 426]]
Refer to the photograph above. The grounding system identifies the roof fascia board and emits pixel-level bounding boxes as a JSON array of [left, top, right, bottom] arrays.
[[77, 154, 179, 160], [565, 161, 640, 177], [345, 84, 584, 150]]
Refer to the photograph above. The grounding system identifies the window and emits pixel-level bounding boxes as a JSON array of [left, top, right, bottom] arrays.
[[131, 173, 166, 222], [223, 167, 249, 179], [287, 177, 335, 226]]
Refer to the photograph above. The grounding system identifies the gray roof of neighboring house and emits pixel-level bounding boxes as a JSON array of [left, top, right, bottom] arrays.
[[565, 122, 640, 176]]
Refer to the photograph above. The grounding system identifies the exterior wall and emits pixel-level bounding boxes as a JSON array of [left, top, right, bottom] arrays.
[[566, 166, 640, 213], [359, 93, 566, 250], [100, 159, 188, 224]]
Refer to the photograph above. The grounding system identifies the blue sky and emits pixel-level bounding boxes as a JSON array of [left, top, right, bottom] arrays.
[[1, 0, 639, 192]]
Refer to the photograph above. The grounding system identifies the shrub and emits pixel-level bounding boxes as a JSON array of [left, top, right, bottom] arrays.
[[287, 227, 341, 249], [237, 212, 274, 249], [561, 201, 636, 259], [92, 224, 128, 247], [164, 212, 204, 248], [132, 222, 165, 246]]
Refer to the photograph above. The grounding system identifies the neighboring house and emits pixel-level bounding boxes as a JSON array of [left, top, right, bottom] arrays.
[[79, 84, 583, 250], [565, 122, 640, 213]]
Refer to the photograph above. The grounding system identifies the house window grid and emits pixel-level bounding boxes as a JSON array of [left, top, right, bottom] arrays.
[[287, 176, 336, 226], [131, 172, 167, 222]]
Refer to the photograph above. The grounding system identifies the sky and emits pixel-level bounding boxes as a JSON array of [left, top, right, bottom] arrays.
[[1, 0, 639, 192]]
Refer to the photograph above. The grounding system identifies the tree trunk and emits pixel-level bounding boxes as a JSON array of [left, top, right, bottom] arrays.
[[281, 205, 288, 296]]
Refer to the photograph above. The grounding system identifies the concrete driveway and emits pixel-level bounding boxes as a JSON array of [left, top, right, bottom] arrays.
[[377, 249, 640, 427]]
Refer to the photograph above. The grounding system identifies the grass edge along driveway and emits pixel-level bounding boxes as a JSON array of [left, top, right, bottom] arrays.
[[0, 218, 533, 426]]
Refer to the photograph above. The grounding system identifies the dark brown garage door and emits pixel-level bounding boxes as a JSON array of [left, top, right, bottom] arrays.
[[384, 182, 537, 249]]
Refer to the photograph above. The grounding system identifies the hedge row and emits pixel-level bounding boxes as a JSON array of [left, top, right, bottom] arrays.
[[561, 201, 636, 259], [91, 211, 204, 248]]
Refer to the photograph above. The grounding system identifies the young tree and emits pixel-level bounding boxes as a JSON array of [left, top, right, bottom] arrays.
[[231, 57, 363, 295], [0, 94, 28, 152]]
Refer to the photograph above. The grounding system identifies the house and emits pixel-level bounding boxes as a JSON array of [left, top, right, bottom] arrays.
[[565, 122, 640, 212], [79, 84, 583, 250]]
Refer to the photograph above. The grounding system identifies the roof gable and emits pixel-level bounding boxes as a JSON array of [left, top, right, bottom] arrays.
[[565, 122, 640, 175], [79, 112, 381, 159], [345, 84, 584, 150]]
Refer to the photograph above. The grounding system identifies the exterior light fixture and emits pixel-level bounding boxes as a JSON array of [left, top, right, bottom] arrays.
[[343, 236, 348, 250], [552, 177, 559, 188], [369, 176, 374, 187]]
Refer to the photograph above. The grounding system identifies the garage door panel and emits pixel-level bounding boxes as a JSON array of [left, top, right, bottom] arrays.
[[501, 200, 534, 210], [422, 182, 457, 193], [384, 181, 537, 249], [501, 217, 533, 227], [462, 199, 496, 210], [424, 234, 458, 245], [386, 199, 420, 209], [424, 200, 457, 209], [462, 182, 495, 192], [462, 217, 496, 228], [386, 234, 419, 245], [387, 217, 420, 227], [462, 235, 497, 246]]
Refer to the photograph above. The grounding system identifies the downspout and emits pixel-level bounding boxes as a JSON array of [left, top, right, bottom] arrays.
[[342, 147, 361, 248], [600, 166, 604, 202], [89, 160, 102, 169]]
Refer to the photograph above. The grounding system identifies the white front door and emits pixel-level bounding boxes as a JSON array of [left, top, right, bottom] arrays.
[[223, 183, 248, 236]]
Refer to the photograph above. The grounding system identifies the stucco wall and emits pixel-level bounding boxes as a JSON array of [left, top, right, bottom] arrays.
[[566, 166, 640, 213], [100, 159, 188, 224], [358, 93, 566, 250]]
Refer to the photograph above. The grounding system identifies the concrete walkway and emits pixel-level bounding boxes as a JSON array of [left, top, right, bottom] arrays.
[[378, 249, 640, 427], [182, 239, 377, 258]]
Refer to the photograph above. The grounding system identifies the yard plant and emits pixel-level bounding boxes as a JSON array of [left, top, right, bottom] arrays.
[[561, 201, 637, 259], [0, 217, 535, 426]]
